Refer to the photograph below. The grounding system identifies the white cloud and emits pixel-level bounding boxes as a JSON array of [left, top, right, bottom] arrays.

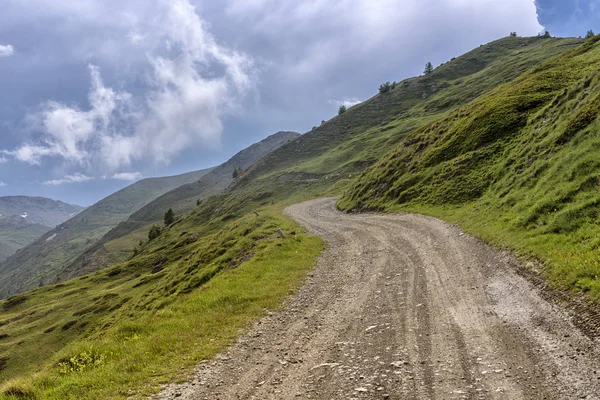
[[0, 181, 6, 187], [0, 45, 14, 57], [0, 156, 7, 163], [111, 172, 142, 181], [329, 98, 362, 109], [224, 0, 542, 80], [2, 0, 255, 173], [43, 173, 93, 186]]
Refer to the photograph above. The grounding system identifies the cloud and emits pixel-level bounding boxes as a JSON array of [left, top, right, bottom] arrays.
[[329, 98, 362, 109], [0, 45, 14, 57], [111, 172, 142, 181], [224, 0, 542, 80], [2, 0, 255, 173], [43, 173, 93, 186], [0, 181, 6, 187], [0, 156, 7, 163]]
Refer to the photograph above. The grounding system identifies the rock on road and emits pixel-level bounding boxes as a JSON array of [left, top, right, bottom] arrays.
[[154, 198, 600, 400]]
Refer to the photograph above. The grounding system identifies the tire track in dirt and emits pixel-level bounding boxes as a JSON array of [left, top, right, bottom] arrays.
[[153, 198, 600, 400]]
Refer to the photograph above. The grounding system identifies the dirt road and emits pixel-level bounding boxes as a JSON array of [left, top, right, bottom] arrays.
[[154, 198, 600, 399]]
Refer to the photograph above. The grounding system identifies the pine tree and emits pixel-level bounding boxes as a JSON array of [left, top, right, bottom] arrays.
[[586, 30, 596, 39], [338, 105, 347, 115], [378, 81, 392, 94], [424, 62, 434, 75], [164, 208, 174, 225]]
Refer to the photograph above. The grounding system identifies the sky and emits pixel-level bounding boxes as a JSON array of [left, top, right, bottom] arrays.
[[0, 0, 594, 206]]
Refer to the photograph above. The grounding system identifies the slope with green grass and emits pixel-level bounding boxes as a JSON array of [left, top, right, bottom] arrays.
[[0, 203, 322, 399], [67, 131, 300, 275], [0, 35, 589, 399], [340, 35, 600, 299], [0, 169, 213, 299], [0, 197, 84, 262]]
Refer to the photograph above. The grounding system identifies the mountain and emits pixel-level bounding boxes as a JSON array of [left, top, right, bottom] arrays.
[[0, 196, 83, 262], [67, 131, 300, 275], [2, 36, 597, 399], [0, 169, 213, 297]]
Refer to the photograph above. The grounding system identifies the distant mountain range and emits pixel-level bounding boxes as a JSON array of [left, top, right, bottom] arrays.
[[0, 196, 84, 262], [0, 131, 298, 298], [0, 169, 212, 296], [68, 131, 300, 275]]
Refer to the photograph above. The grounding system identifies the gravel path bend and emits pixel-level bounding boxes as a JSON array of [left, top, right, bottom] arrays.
[[153, 198, 600, 400]]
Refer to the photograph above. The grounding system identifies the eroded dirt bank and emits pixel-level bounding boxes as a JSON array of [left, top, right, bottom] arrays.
[[153, 198, 600, 400]]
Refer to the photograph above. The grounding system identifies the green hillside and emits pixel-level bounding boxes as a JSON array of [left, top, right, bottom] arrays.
[[0, 36, 593, 399], [340, 35, 600, 298], [0, 197, 84, 262], [0, 223, 49, 262], [0, 169, 213, 298], [67, 131, 300, 274]]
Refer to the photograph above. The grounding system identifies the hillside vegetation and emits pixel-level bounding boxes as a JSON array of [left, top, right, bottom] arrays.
[[0, 170, 213, 298], [0, 197, 83, 262], [68, 131, 300, 274], [340, 35, 600, 298], [0, 36, 592, 399], [0, 204, 321, 399]]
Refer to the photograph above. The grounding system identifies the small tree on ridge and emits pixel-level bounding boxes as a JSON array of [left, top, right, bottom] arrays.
[[586, 30, 596, 39], [338, 105, 347, 115], [164, 208, 174, 226], [379, 81, 392, 94], [424, 62, 434, 75]]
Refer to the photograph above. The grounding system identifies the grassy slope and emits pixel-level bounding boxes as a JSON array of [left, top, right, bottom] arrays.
[[69, 131, 300, 273], [0, 205, 321, 399], [340, 35, 600, 299], [0, 169, 213, 298], [0, 36, 585, 399], [0, 224, 49, 262], [0, 197, 84, 262]]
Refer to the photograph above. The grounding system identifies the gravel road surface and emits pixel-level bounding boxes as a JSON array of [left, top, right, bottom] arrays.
[[153, 198, 600, 399]]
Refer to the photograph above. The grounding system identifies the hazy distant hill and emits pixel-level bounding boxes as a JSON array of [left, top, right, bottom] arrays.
[[0, 169, 212, 297], [67, 131, 300, 275], [0, 196, 83, 262]]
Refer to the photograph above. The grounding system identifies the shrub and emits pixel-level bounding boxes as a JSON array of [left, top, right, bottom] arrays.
[[510, 32, 517, 37], [148, 225, 161, 241], [338, 105, 347, 115], [586, 30, 595, 39], [58, 349, 106, 374]]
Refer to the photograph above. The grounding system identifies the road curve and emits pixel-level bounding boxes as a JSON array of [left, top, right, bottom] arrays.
[[154, 198, 600, 400]]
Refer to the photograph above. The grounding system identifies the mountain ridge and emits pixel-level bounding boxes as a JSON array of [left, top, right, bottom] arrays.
[[0, 169, 214, 297], [0, 196, 83, 262], [65, 131, 300, 276]]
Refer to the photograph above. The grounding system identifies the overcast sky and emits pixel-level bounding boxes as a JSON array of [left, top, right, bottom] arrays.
[[0, 0, 595, 206]]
